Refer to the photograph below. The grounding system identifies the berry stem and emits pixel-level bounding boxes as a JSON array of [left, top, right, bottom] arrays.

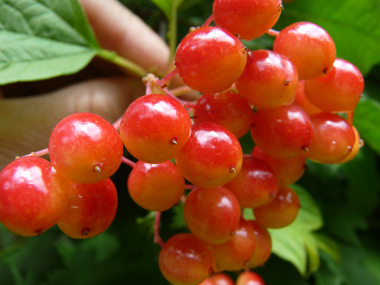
[[154, 212, 165, 247], [347, 111, 354, 125], [121, 156, 136, 168], [185, 184, 196, 190], [203, 15, 214, 27], [161, 86, 188, 106], [267, 29, 280, 37], [170, 85, 197, 96], [18, 148, 49, 159], [113, 117, 121, 130], [159, 68, 179, 87], [243, 154, 252, 158]]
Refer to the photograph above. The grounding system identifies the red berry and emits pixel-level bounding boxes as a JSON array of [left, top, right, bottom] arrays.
[[304, 58, 364, 112], [236, 49, 298, 110], [176, 122, 243, 188], [254, 186, 300, 229], [248, 221, 272, 268], [57, 178, 118, 239], [213, 0, 282, 40], [0, 157, 68, 236], [175, 26, 247, 93], [225, 157, 278, 208], [127, 160, 185, 211], [49, 113, 123, 184], [273, 22, 336, 80], [183, 187, 241, 244], [120, 94, 192, 164], [236, 271, 265, 285], [159, 233, 215, 285], [194, 91, 254, 139], [251, 104, 314, 159]]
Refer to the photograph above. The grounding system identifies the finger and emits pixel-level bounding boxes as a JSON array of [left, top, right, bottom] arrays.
[[0, 77, 144, 170], [79, 0, 170, 74]]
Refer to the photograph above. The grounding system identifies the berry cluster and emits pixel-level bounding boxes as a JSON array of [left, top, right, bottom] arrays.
[[0, 0, 364, 284]]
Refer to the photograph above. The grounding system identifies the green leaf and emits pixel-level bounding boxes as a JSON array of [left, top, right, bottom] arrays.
[[276, 0, 380, 75], [0, 0, 100, 84], [269, 185, 326, 275], [150, 0, 184, 21], [354, 97, 380, 155]]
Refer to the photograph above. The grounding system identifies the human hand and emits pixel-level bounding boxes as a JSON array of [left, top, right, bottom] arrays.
[[0, 0, 170, 170]]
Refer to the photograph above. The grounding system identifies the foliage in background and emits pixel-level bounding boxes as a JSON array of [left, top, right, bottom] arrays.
[[0, 0, 380, 284]]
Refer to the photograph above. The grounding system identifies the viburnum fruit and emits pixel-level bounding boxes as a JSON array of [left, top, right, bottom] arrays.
[[236, 49, 298, 109], [225, 157, 278, 208], [127, 160, 185, 211], [304, 58, 364, 112], [0, 156, 68, 236], [199, 273, 234, 285], [248, 220, 273, 268], [250, 103, 314, 159], [273, 22, 336, 80], [306, 112, 356, 164], [194, 90, 254, 139], [119, 93, 192, 164], [294, 80, 322, 116], [251, 146, 306, 186], [254, 186, 300, 229], [183, 186, 241, 244], [208, 218, 256, 272], [57, 178, 118, 239], [236, 271, 265, 285], [176, 122, 243, 188], [175, 26, 247, 93], [158, 233, 215, 285], [48, 112, 123, 184], [213, 0, 282, 41]]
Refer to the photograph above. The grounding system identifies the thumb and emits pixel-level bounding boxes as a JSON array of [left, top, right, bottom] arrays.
[[0, 76, 144, 170]]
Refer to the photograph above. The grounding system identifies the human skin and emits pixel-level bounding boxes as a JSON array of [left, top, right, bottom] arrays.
[[0, 0, 171, 170]]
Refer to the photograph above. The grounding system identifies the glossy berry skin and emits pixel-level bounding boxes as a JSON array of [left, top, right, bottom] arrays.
[[175, 26, 247, 94], [273, 22, 336, 80], [194, 91, 254, 138], [183, 187, 241, 245], [339, 126, 362, 164], [248, 220, 272, 268], [304, 58, 364, 112], [254, 186, 300, 229], [120, 94, 192, 164], [176, 122, 243, 188], [0, 157, 68, 237], [250, 104, 314, 159], [294, 80, 322, 116], [159, 233, 215, 285], [236, 50, 298, 110], [225, 157, 278, 208], [251, 146, 306, 186], [199, 273, 234, 285], [127, 161, 185, 211], [236, 271, 265, 285], [49, 113, 123, 184], [208, 218, 256, 272], [57, 178, 117, 239], [213, 0, 282, 41], [306, 112, 355, 164]]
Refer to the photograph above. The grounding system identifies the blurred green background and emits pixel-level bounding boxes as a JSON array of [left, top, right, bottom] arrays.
[[1, 0, 380, 284]]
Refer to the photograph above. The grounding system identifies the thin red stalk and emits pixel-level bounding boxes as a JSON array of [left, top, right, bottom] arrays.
[[159, 67, 178, 87], [113, 117, 122, 130], [243, 154, 251, 158], [185, 184, 196, 190], [18, 148, 49, 159], [121, 156, 136, 168], [184, 102, 197, 109], [169, 85, 195, 96], [203, 15, 214, 27], [146, 81, 153, 95], [154, 212, 165, 247], [347, 111, 354, 125], [267, 29, 280, 37], [180, 195, 187, 204], [161, 87, 188, 106]]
